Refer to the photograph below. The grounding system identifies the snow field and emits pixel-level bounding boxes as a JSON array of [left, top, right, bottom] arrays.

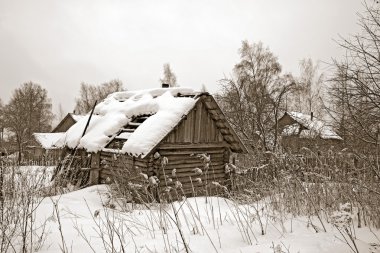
[[2, 165, 380, 253], [31, 185, 380, 253]]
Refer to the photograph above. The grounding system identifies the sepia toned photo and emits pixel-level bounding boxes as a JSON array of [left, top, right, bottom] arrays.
[[0, 1, 379, 252]]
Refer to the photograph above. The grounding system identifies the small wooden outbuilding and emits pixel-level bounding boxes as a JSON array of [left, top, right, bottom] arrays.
[[278, 111, 343, 153], [25, 113, 84, 163], [25, 132, 64, 162], [56, 87, 247, 197], [52, 113, 84, 133]]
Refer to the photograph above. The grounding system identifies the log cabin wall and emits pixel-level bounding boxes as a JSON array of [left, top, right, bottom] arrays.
[[163, 100, 225, 143], [156, 99, 231, 196], [155, 145, 229, 196], [98, 151, 149, 185], [92, 95, 241, 199]]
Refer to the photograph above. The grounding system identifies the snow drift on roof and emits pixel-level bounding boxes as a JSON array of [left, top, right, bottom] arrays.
[[70, 114, 85, 122], [282, 123, 300, 136], [34, 133, 65, 149], [55, 87, 198, 157], [109, 87, 195, 101], [285, 112, 342, 140]]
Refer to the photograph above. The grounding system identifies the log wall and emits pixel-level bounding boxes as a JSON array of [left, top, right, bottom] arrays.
[[98, 151, 149, 184], [155, 144, 230, 197], [163, 100, 224, 144], [156, 99, 231, 197]]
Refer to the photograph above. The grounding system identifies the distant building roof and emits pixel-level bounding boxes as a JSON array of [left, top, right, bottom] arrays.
[[281, 112, 342, 140], [33, 132, 65, 149], [52, 113, 85, 133], [70, 114, 85, 122]]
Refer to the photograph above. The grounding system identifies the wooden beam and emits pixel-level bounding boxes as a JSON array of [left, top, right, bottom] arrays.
[[158, 142, 229, 149], [128, 122, 141, 127], [121, 129, 135, 133]]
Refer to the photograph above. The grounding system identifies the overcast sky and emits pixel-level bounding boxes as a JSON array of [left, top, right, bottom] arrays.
[[0, 0, 363, 117]]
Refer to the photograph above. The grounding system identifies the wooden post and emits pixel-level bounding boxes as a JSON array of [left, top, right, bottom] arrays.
[[89, 153, 100, 185], [224, 148, 232, 190]]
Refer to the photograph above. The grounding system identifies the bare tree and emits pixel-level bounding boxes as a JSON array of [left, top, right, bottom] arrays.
[[328, 1, 380, 149], [0, 98, 3, 129], [160, 63, 177, 87], [75, 79, 124, 114], [3, 82, 53, 162], [288, 58, 324, 115], [218, 41, 295, 151], [0, 99, 3, 149], [57, 103, 66, 122]]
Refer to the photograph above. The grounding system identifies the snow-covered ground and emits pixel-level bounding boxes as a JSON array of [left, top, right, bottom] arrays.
[[3, 165, 380, 253], [29, 185, 379, 253]]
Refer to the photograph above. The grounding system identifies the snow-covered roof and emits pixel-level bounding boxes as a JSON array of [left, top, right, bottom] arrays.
[[282, 112, 342, 140], [70, 114, 85, 122], [55, 87, 200, 157], [34, 132, 65, 149], [52, 113, 85, 133]]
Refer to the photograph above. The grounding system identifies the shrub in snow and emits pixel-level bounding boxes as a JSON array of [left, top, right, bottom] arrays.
[[331, 211, 352, 228], [331, 203, 353, 228]]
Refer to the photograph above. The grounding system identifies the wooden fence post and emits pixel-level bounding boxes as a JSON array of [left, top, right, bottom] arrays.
[[89, 153, 101, 185]]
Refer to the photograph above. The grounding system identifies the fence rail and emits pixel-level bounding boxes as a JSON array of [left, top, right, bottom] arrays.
[[234, 153, 378, 184], [1, 157, 61, 167]]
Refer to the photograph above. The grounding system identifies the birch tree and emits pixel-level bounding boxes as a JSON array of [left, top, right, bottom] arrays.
[[219, 41, 295, 151], [288, 58, 324, 115]]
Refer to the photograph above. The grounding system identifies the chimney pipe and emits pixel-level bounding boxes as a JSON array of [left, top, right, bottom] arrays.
[[162, 83, 170, 88]]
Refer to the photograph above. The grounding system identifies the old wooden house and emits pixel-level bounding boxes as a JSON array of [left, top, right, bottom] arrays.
[[55, 87, 247, 198], [52, 113, 84, 133], [25, 113, 84, 163], [25, 133, 65, 162], [278, 111, 343, 153]]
